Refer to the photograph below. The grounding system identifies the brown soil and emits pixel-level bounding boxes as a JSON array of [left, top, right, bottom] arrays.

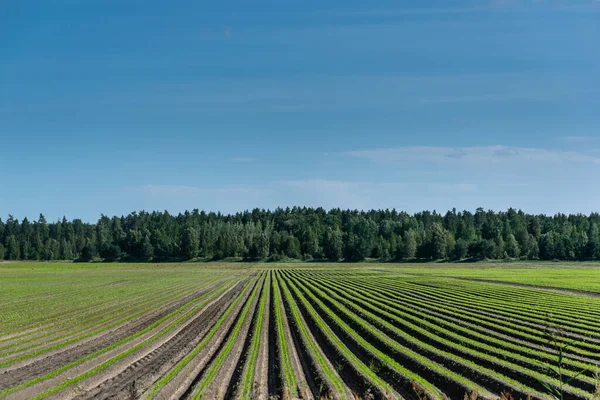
[[0, 281, 222, 390], [65, 280, 249, 400], [145, 279, 258, 400], [197, 277, 263, 399], [0, 284, 187, 364], [249, 275, 271, 400]]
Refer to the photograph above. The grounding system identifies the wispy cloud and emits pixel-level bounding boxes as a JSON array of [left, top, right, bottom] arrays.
[[555, 136, 597, 144], [345, 145, 600, 166]]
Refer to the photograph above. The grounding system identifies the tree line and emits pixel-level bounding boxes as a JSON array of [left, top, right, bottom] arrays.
[[0, 207, 599, 262]]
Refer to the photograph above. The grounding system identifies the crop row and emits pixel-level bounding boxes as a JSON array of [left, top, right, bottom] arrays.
[[3, 266, 600, 399]]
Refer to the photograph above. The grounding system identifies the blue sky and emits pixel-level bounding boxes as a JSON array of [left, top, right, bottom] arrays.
[[1, 0, 599, 221]]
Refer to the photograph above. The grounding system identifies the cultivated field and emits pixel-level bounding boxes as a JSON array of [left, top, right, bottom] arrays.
[[2, 262, 600, 399]]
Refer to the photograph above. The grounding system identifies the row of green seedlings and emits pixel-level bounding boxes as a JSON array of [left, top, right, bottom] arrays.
[[318, 271, 600, 362], [0, 276, 192, 334], [188, 273, 266, 399], [301, 270, 599, 397], [144, 274, 263, 399], [361, 276, 600, 369], [306, 270, 599, 360], [236, 271, 270, 399], [273, 270, 355, 400], [282, 270, 490, 399], [286, 270, 596, 399], [330, 271, 600, 349], [379, 277, 600, 342], [0, 279, 238, 399], [320, 273, 600, 388], [0, 280, 191, 338], [328, 268, 600, 396], [0, 280, 203, 366], [413, 277, 600, 325]]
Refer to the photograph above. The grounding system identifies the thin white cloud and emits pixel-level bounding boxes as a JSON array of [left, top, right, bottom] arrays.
[[555, 136, 597, 144], [346, 146, 600, 166]]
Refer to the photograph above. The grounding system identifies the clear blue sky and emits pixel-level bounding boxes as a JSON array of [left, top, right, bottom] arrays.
[[1, 0, 599, 222]]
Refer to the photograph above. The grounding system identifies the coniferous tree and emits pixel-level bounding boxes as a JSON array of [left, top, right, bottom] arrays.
[[1, 208, 599, 263], [323, 227, 343, 261], [181, 226, 200, 260], [6, 235, 21, 260]]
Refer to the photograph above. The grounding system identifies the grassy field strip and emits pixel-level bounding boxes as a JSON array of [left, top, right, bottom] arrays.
[[0, 279, 199, 345], [285, 271, 488, 399], [297, 272, 593, 398], [332, 275, 600, 358], [386, 276, 600, 322], [0, 280, 236, 399], [189, 273, 265, 399], [0, 282, 200, 361], [335, 270, 600, 320], [0, 279, 196, 339], [237, 271, 270, 399], [0, 266, 236, 334], [0, 282, 187, 346], [276, 271, 353, 400], [380, 266, 600, 294], [21, 280, 240, 400], [272, 270, 311, 399], [282, 273, 409, 399], [52, 279, 249, 400], [0, 280, 198, 337], [413, 277, 600, 317], [0, 280, 134, 313], [415, 282, 600, 331], [0, 286, 179, 354], [0, 283, 141, 329], [143, 277, 257, 400], [0, 282, 210, 369]]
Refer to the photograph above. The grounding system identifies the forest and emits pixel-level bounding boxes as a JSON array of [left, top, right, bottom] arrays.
[[0, 207, 599, 263]]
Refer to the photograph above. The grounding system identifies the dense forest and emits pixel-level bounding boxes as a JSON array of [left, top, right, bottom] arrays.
[[0, 207, 599, 262]]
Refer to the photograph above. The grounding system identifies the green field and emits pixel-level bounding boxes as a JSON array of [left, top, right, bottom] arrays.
[[1, 261, 600, 399]]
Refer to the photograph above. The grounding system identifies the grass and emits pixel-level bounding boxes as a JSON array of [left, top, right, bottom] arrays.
[[3, 261, 600, 399]]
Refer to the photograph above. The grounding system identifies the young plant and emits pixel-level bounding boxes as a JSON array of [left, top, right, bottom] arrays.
[[536, 313, 589, 400]]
